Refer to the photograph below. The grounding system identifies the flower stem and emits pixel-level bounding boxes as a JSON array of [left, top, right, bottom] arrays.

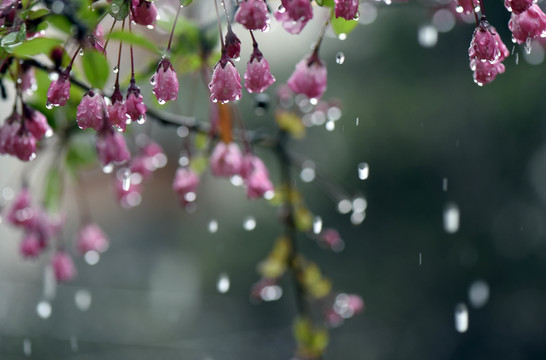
[[167, 4, 183, 52], [213, 0, 225, 52]]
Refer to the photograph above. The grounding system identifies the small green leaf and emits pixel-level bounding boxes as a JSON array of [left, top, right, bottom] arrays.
[[108, 30, 161, 54], [82, 51, 109, 89], [2, 23, 27, 52], [109, 0, 130, 20], [11, 37, 63, 58], [179, 0, 193, 6], [190, 155, 208, 174], [47, 14, 73, 34], [29, 9, 50, 20], [316, 0, 334, 7], [330, 14, 359, 38], [44, 168, 62, 212]]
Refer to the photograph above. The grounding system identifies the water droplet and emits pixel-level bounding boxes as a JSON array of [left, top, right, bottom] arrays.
[[102, 163, 114, 174], [358, 162, 369, 180], [243, 216, 256, 231], [137, 116, 146, 124], [230, 175, 244, 187], [468, 280, 489, 308], [113, 65, 119, 73], [325, 120, 335, 131], [309, 98, 318, 105], [51, 0, 64, 14], [356, 117, 359, 126], [150, 76, 156, 85], [335, 52, 345, 64], [350, 211, 366, 225], [261, 285, 283, 301], [327, 107, 342, 121], [29, 153, 37, 161], [442, 177, 448, 192], [208, 219, 218, 233], [418, 24, 438, 48], [2, 187, 14, 201], [70, 336, 79, 352], [337, 199, 352, 214], [184, 192, 196, 202], [217, 273, 230, 294], [45, 101, 54, 110], [158, 99, 166, 105], [454, 303, 469, 333], [147, 24, 155, 30], [419, 252, 422, 265], [432, 9, 455, 33], [122, 169, 131, 191], [177, 126, 189, 138], [36, 301, 52, 319], [352, 197, 367, 213], [75, 289, 92, 311], [443, 202, 460, 234], [338, 33, 348, 40], [79, 49, 84, 56], [84, 250, 100, 265], [111, 3, 120, 13], [23, 338, 32, 356], [313, 216, 323, 234], [45, 129, 54, 138], [48, 72, 59, 81], [525, 37, 532, 54], [178, 156, 189, 167], [300, 167, 315, 183]]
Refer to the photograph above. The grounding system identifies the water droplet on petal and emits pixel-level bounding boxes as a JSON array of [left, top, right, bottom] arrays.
[[102, 163, 114, 174], [243, 216, 256, 231], [454, 303, 469, 333], [36, 301, 52, 319], [335, 51, 345, 64], [525, 37, 532, 54], [217, 273, 230, 294], [358, 162, 369, 180], [150, 76, 156, 86], [46, 101, 54, 110], [157, 99, 166, 105]]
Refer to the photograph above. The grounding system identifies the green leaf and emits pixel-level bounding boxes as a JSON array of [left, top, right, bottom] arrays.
[[29, 9, 50, 20], [2, 23, 27, 52], [179, 0, 193, 6], [190, 155, 208, 174], [109, 0, 130, 21], [108, 30, 161, 54], [330, 14, 359, 38], [316, 0, 334, 7], [43, 168, 62, 212], [11, 37, 63, 58], [47, 14, 73, 34], [81, 51, 109, 89]]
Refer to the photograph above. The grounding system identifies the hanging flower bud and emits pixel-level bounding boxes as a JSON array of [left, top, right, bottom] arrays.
[[244, 45, 275, 93], [287, 53, 327, 100], [23, 105, 52, 140], [275, 0, 313, 34], [473, 61, 505, 86], [96, 130, 131, 167], [209, 54, 242, 103], [11, 130, 37, 161], [76, 90, 108, 131], [51, 251, 76, 282], [77, 223, 109, 255], [508, 4, 546, 44], [210, 142, 243, 177], [455, 0, 479, 14], [5, 187, 35, 228], [334, 0, 359, 20], [20, 232, 42, 259], [225, 26, 241, 60], [241, 153, 274, 199], [274, 8, 310, 34], [469, 19, 503, 64], [130, 141, 166, 179], [152, 58, 179, 104], [46, 70, 71, 107], [504, 0, 534, 14], [108, 87, 129, 132], [235, 0, 270, 31], [0, 113, 20, 155], [132, 0, 157, 27], [126, 79, 147, 122], [173, 167, 200, 206]]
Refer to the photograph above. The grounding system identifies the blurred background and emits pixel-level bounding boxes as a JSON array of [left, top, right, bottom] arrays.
[[1, 0, 546, 359]]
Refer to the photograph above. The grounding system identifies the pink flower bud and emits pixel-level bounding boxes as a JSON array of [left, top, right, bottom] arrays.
[[96, 130, 131, 167], [130, 141, 166, 179], [472, 60, 505, 86], [152, 59, 178, 104], [114, 177, 142, 208], [235, 0, 270, 31], [505, 0, 534, 14], [209, 55, 242, 103], [51, 251, 76, 282], [509, 4, 546, 44], [287, 54, 327, 100], [0, 116, 20, 155], [126, 80, 147, 122], [77, 223, 109, 255], [244, 47, 275, 94], [20, 232, 42, 258], [20, 66, 36, 94], [12, 131, 37, 161], [6, 188, 35, 228], [46, 71, 71, 107], [77, 90, 108, 131], [274, 8, 310, 34], [334, 0, 359, 20], [225, 26, 241, 60], [241, 153, 273, 199], [132, 0, 157, 27], [210, 142, 243, 177], [469, 20, 504, 64], [108, 88, 129, 132], [23, 105, 52, 140], [281, 0, 313, 24], [173, 167, 200, 206]]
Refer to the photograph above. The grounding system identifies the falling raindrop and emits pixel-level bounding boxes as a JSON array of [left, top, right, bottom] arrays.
[[442, 177, 448, 192], [358, 162, 369, 180], [350, 211, 366, 225], [313, 216, 323, 234], [325, 120, 335, 131], [418, 24, 438, 48], [356, 117, 359, 126], [23, 339, 32, 356], [75, 289, 92, 311], [243, 216, 256, 231], [515, 52, 519, 65], [84, 250, 100, 265], [70, 336, 79, 352], [443, 202, 460, 234], [113, 65, 119, 73], [337, 199, 352, 214], [335, 52, 345, 64], [454, 303, 469, 333], [217, 273, 230, 294], [468, 280, 489, 308], [102, 163, 114, 174], [419, 252, 422, 265], [36, 301, 52, 319], [208, 219, 218, 233], [122, 169, 131, 191]]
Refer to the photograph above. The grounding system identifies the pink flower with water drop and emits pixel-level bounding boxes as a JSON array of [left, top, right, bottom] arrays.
[[96, 130, 131, 167], [210, 142, 243, 177], [274, 8, 310, 34], [51, 251, 76, 282], [46, 70, 71, 107], [132, 0, 157, 27], [241, 153, 274, 199], [114, 177, 142, 208], [209, 54, 242, 103], [77, 90, 108, 131], [473, 60, 505, 86], [11, 131, 37, 161], [126, 80, 147, 122], [281, 0, 313, 24], [108, 88, 129, 132], [244, 46, 275, 94], [505, 0, 534, 14], [225, 26, 241, 60], [235, 0, 270, 31], [335, 0, 359, 20], [6, 188, 35, 228], [469, 20, 503, 64], [23, 105, 52, 140], [173, 167, 200, 206], [20, 232, 42, 259], [508, 4, 546, 44], [455, 0, 478, 14], [153, 59, 178, 104], [130, 141, 166, 179], [287, 54, 327, 100], [77, 223, 109, 255]]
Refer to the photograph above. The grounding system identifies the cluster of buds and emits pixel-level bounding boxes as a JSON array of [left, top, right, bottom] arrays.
[[506, 0, 546, 46]]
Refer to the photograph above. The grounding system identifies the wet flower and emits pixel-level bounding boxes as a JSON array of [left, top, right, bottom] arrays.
[[11, 130, 37, 161], [77, 223, 109, 255], [210, 142, 243, 177], [334, 0, 359, 20], [317, 228, 344, 251], [51, 251, 76, 282], [23, 105, 52, 140], [244, 46, 275, 93], [455, 0, 478, 14], [281, 0, 313, 24], [235, 0, 270, 31], [46, 70, 71, 107], [508, 4, 546, 44], [108, 88, 129, 132], [76, 90, 108, 131], [129, 141, 166, 179], [241, 153, 273, 199], [96, 130, 131, 167], [504, 0, 534, 14], [473, 60, 505, 86], [114, 177, 142, 208], [132, 0, 157, 27], [20, 65, 36, 95], [225, 26, 241, 60], [20, 232, 42, 258], [469, 19, 504, 63], [172, 167, 200, 206], [5, 188, 34, 228], [153, 59, 178, 104], [209, 54, 242, 103], [274, 7, 310, 34], [287, 54, 327, 100], [126, 79, 147, 122]]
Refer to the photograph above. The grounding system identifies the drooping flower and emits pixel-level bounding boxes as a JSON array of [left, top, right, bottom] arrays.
[[76, 90, 108, 131], [508, 4, 546, 44], [504, 0, 534, 14], [287, 54, 327, 100], [108, 87, 129, 132], [114, 177, 142, 208], [23, 105, 52, 140], [96, 130, 131, 167], [77, 223, 109, 255], [281, 0, 313, 24], [244, 45, 275, 93], [51, 251, 76, 282], [152, 58, 178, 104], [5, 188, 35, 228], [334, 0, 359, 20], [172, 167, 200, 206], [126, 79, 147, 122], [274, 7, 311, 34], [129, 141, 167, 179], [210, 142, 243, 177], [46, 70, 71, 107], [235, 0, 270, 31], [11, 130, 37, 161], [132, 0, 157, 27], [225, 26, 242, 60], [20, 232, 42, 259], [472, 61, 505, 86], [455, 0, 478, 14], [469, 19, 504, 64], [241, 153, 274, 199], [209, 54, 242, 103]]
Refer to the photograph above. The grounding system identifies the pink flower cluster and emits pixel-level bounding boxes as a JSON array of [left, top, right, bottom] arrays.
[[507, 3, 546, 44], [274, 0, 314, 34], [468, 19, 509, 86]]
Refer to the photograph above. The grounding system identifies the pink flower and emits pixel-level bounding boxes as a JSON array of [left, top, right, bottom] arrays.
[[46, 70, 71, 107], [241, 153, 273, 199], [244, 46, 275, 93], [107, 88, 129, 132], [86, 25, 106, 53], [96, 130, 131, 166], [76, 90, 108, 131], [235, 0, 270, 31], [505, 0, 534, 14], [152, 59, 178, 104], [114, 177, 142, 208], [318, 228, 344, 251], [132, 0, 157, 27], [77, 223, 109, 255], [51, 252, 76, 282], [335, 0, 359, 20], [287, 54, 327, 100], [209, 54, 242, 103], [274, 7, 310, 34], [126, 80, 147, 122], [20, 233, 42, 259], [129, 141, 166, 179], [23, 105, 52, 140], [281, 0, 313, 23], [6, 188, 35, 228], [455, 0, 478, 14], [509, 4, 546, 44], [225, 26, 241, 60], [0, 114, 20, 154], [473, 61, 505, 86], [469, 20, 504, 63], [11, 131, 36, 161], [172, 167, 200, 206], [210, 142, 243, 177], [20, 66, 36, 94]]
